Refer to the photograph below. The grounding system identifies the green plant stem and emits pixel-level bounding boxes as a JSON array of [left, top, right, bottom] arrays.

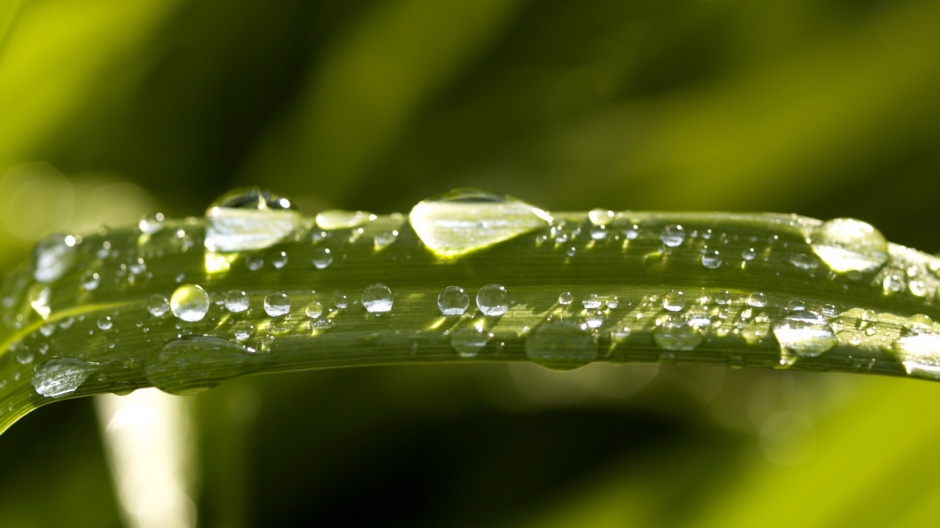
[[0, 210, 938, 434]]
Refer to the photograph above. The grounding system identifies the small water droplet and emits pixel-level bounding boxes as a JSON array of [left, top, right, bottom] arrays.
[[271, 251, 288, 269], [14, 345, 33, 365], [245, 255, 264, 271], [807, 218, 889, 274], [409, 189, 552, 258], [305, 300, 324, 319], [97, 315, 113, 331], [450, 326, 490, 358], [170, 284, 210, 322], [29, 284, 52, 319], [742, 248, 757, 261], [316, 210, 374, 230], [438, 286, 469, 316], [589, 225, 608, 240], [312, 247, 333, 269], [32, 357, 98, 398], [653, 318, 702, 350], [334, 291, 349, 309], [701, 249, 722, 269], [789, 253, 819, 271], [146, 336, 251, 395], [663, 290, 686, 312], [715, 290, 732, 305], [233, 322, 255, 341], [477, 284, 509, 316], [224, 290, 250, 313], [32, 233, 78, 283], [584, 311, 605, 329], [204, 188, 300, 252], [81, 271, 100, 292], [558, 291, 574, 306], [909, 280, 928, 297], [605, 296, 619, 309], [525, 320, 597, 370], [264, 291, 290, 317], [773, 311, 837, 359], [362, 284, 393, 313], [374, 230, 399, 250], [588, 208, 615, 226], [660, 225, 685, 247], [882, 274, 904, 294], [138, 212, 165, 234], [581, 293, 602, 310], [785, 300, 806, 312], [624, 225, 640, 240], [746, 292, 767, 308], [147, 294, 170, 317]]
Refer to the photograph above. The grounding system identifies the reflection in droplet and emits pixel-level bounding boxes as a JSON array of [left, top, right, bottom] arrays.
[[807, 218, 889, 273]]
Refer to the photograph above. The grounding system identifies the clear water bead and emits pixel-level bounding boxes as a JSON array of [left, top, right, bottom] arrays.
[[653, 317, 702, 351], [32, 233, 78, 283], [663, 290, 686, 312], [701, 249, 722, 269], [450, 326, 490, 358], [525, 320, 598, 370], [772, 311, 837, 358], [204, 188, 300, 252], [362, 284, 394, 313], [170, 284, 210, 322], [660, 225, 685, 247], [582, 293, 602, 310], [588, 208, 615, 225], [81, 271, 101, 291], [305, 300, 324, 319], [438, 286, 469, 316], [97, 316, 112, 331], [264, 291, 291, 317], [312, 247, 333, 269], [409, 189, 552, 258], [147, 294, 170, 317], [32, 358, 97, 398], [224, 290, 250, 313], [558, 291, 574, 306], [477, 284, 510, 316], [746, 292, 768, 308], [373, 230, 399, 249], [807, 218, 889, 273], [138, 212, 165, 234]]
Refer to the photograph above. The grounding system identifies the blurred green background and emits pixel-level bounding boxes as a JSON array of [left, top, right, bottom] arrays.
[[2, 0, 940, 526]]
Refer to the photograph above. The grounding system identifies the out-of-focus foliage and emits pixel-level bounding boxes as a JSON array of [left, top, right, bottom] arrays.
[[1, 0, 939, 526]]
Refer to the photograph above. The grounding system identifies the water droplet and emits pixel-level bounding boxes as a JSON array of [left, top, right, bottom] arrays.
[[147, 294, 170, 317], [558, 291, 574, 306], [605, 296, 619, 309], [305, 300, 324, 319], [316, 210, 374, 230], [701, 249, 722, 269], [785, 300, 806, 312], [233, 322, 255, 341], [746, 292, 768, 308], [170, 284, 210, 322], [772, 311, 837, 359], [742, 248, 757, 261], [450, 326, 490, 357], [409, 189, 552, 258], [624, 225, 640, 240], [224, 290, 250, 313], [437, 286, 469, 316], [14, 345, 33, 365], [271, 251, 288, 269], [374, 230, 399, 250], [32, 357, 97, 398], [97, 316, 112, 331], [660, 225, 685, 247], [653, 318, 702, 350], [565, 246, 577, 257], [789, 253, 819, 271], [892, 332, 940, 378], [81, 271, 100, 291], [245, 255, 264, 271], [715, 290, 732, 305], [658, 351, 678, 366], [32, 233, 78, 283], [477, 284, 509, 316], [362, 284, 393, 313], [138, 212, 165, 234], [590, 225, 607, 240], [264, 291, 290, 317], [29, 284, 52, 319], [909, 280, 928, 297], [663, 290, 686, 312], [146, 336, 251, 395], [882, 274, 904, 294], [312, 247, 333, 269], [807, 218, 889, 273], [525, 320, 598, 370], [588, 208, 615, 226], [334, 291, 349, 309], [204, 188, 300, 252], [582, 293, 602, 310], [584, 311, 605, 329]]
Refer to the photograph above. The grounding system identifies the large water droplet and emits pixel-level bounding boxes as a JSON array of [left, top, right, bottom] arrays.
[[476, 284, 509, 316], [264, 291, 290, 317], [204, 188, 300, 252], [892, 332, 940, 378], [450, 326, 490, 357], [224, 290, 250, 313], [146, 336, 252, 395], [807, 218, 889, 273], [409, 189, 552, 258], [525, 320, 598, 370], [663, 290, 686, 312], [32, 357, 97, 398], [438, 286, 469, 316], [362, 284, 393, 313], [653, 317, 702, 350], [772, 311, 837, 361], [32, 233, 78, 283], [170, 284, 210, 322]]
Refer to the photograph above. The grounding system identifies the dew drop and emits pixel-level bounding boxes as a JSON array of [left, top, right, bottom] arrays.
[[305, 300, 324, 319], [334, 291, 349, 309], [882, 274, 904, 294], [789, 253, 819, 271], [224, 290, 250, 313], [772, 311, 837, 359], [477, 284, 509, 316], [409, 189, 552, 258], [81, 271, 100, 292], [746, 292, 768, 308], [374, 230, 399, 250], [558, 291, 574, 306], [233, 322, 255, 341], [653, 317, 702, 350], [29, 284, 52, 319], [316, 210, 374, 230], [663, 290, 686, 312], [909, 280, 928, 297], [660, 225, 685, 247], [437, 286, 469, 316], [264, 291, 290, 317], [582, 293, 602, 310], [312, 247, 333, 269], [146, 336, 251, 395], [97, 316, 112, 331], [715, 290, 732, 305], [362, 284, 393, 313], [245, 255, 264, 271], [588, 208, 615, 226], [271, 251, 288, 269], [807, 218, 889, 274], [138, 212, 165, 234], [742, 248, 757, 261], [32, 357, 97, 398], [32, 233, 78, 283], [204, 188, 300, 252], [701, 249, 722, 269], [170, 284, 210, 322], [450, 326, 490, 358], [147, 294, 170, 317], [624, 225, 640, 240], [589, 225, 607, 240], [525, 320, 598, 370]]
